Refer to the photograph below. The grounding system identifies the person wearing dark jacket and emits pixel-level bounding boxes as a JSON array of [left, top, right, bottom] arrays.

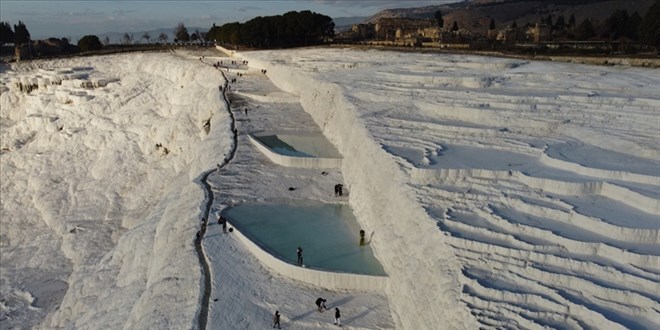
[[296, 246, 303, 266], [334, 307, 341, 326], [315, 297, 327, 312], [272, 310, 281, 329]]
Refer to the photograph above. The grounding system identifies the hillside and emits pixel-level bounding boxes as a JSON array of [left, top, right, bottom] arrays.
[[366, 0, 654, 32]]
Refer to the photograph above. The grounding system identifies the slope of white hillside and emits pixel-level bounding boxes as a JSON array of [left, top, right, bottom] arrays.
[[238, 48, 659, 329], [1, 47, 658, 330], [0, 52, 231, 329]]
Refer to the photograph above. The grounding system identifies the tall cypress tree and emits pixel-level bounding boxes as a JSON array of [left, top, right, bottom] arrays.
[[14, 21, 30, 45], [639, 0, 660, 47], [434, 10, 444, 29], [0, 21, 15, 45]]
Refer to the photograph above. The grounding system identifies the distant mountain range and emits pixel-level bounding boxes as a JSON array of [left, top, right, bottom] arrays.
[[363, 0, 654, 31], [333, 16, 370, 32]]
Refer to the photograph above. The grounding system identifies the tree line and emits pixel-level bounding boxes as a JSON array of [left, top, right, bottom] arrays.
[[1, 21, 30, 46], [485, 3, 659, 47], [2, 2, 658, 57], [553, 7, 659, 46], [207, 10, 334, 48]]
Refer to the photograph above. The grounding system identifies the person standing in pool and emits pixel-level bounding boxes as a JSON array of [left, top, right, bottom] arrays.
[[297, 246, 303, 266]]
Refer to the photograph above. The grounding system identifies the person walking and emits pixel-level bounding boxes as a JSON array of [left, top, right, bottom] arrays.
[[334, 307, 341, 326], [272, 310, 281, 329], [296, 246, 303, 266], [315, 297, 327, 312]]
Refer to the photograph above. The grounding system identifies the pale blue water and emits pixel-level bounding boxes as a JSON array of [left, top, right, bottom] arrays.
[[253, 134, 342, 158], [222, 202, 386, 276], [255, 135, 313, 157]]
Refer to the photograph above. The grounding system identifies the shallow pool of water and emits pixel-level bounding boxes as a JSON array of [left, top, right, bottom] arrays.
[[254, 134, 341, 158], [222, 202, 386, 276]]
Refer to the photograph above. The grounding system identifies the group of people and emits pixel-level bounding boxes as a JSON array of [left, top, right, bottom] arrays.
[[213, 60, 248, 68], [196, 215, 231, 243], [272, 298, 341, 328]]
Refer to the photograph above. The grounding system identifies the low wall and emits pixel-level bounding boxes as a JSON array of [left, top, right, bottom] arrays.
[[228, 223, 388, 291], [215, 46, 235, 58], [248, 134, 342, 168]]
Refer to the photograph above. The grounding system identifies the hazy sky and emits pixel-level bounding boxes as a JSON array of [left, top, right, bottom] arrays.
[[1, 0, 456, 39]]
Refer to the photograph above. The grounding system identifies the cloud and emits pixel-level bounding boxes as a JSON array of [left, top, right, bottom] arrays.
[[310, 0, 451, 9], [199, 14, 221, 21], [233, 5, 261, 12]]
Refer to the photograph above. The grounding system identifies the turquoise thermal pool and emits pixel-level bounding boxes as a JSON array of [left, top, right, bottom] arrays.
[[222, 202, 386, 276]]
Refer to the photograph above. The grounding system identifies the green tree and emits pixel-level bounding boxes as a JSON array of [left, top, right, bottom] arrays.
[[0, 21, 14, 46], [554, 15, 566, 31], [142, 32, 151, 44], [14, 20, 30, 45], [626, 12, 642, 40], [603, 9, 630, 39], [576, 18, 595, 40], [489, 18, 496, 30], [122, 33, 133, 45], [207, 10, 332, 48], [639, 0, 660, 47], [78, 35, 103, 51], [175, 22, 190, 42], [511, 20, 517, 29], [568, 14, 576, 28], [544, 14, 553, 27], [434, 10, 444, 29], [158, 32, 168, 44], [451, 21, 459, 32]]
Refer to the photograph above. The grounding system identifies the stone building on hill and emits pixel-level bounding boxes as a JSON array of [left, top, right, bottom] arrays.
[[527, 23, 551, 43], [374, 18, 438, 41]]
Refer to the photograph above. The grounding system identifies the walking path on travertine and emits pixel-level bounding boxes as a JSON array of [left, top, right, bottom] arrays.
[[198, 54, 395, 329]]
